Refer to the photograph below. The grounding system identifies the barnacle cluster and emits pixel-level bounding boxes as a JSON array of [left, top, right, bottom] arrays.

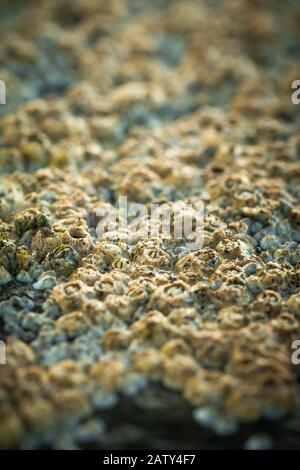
[[0, 0, 300, 450]]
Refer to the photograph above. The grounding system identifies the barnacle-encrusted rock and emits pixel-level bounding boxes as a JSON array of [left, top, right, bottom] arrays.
[[0, 0, 300, 451]]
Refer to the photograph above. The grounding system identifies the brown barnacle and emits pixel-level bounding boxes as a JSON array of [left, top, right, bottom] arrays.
[[193, 248, 222, 275], [62, 225, 94, 256], [117, 167, 161, 203], [149, 271, 173, 287], [95, 271, 131, 297], [104, 294, 137, 321], [213, 262, 244, 285], [252, 290, 282, 317], [233, 187, 261, 209], [223, 385, 265, 422], [190, 330, 230, 369], [286, 290, 300, 318], [44, 244, 80, 277], [162, 354, 198, 390], [30, 227, 59, 260], [216, 239, 247, 260], [240, 206, 272, 223], [14, 208, 50, 237], [83, 299, 121, 328], [175, 252, 202, 282], [203, 213, 223, 234], [270, 312, 299, 336], [149, 281, 190, 314], [246, 274, 265, 294], [227, 220, 251, 239], [102, 327, 132, 351], [134, 245, 172, 269], [90, 356, 128, 390], [130, 310, 176, 347], [51, 389, 91, 420], [131, 238, 162, 258], [229, 352, 293, 387], [167, 308, 203, 333], [111, 82, 150, 109], [18, 399, 56, 432], [165, 164, 200, 190], [93, 241, 127, 267], [80, 251, 107, 273], [110, 257, 131, 271], [209, 228, 227, 247], [48, 360, 87, 388], [184, 369, 232, 408], [0, 407, 24, 450], [16, 366, 49, 397], [127, 277, 154, 304], [228, 353, 295, 416], [211, 283, 244, 308], [278, 244, 300, 267], [131, 348, 162, 381], [243, 323, 273, 345], [48, 280, 95, 314], [222, 175, 250, 195], [55, 311, 92, 339], [160, 339, 192, 357], [5, 338, 36, 368], [51, 196, 88, 220], [89, 115, 119, 141], [70, 265, 101, 285], [184, 373, 215, 407], [217, 307, 247, 330]]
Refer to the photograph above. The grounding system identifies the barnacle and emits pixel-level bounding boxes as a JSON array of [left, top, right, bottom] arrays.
[[217, 307, 247, 330], [287, 290, 300, 317], [55, 311, 92, 339], [162, 354, 199, 390], [51, 389, 91, 420], [0, 265, 12, 286], [102, 328, 131, 351], [48, 360, 87, 388], [90, 356, 129, 390], [252, 290, 282, 317], [149, 281, 190, 314], [131, 348, 162, 381], [46, 280, 95, 314], [14, 209, 50, 237]]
